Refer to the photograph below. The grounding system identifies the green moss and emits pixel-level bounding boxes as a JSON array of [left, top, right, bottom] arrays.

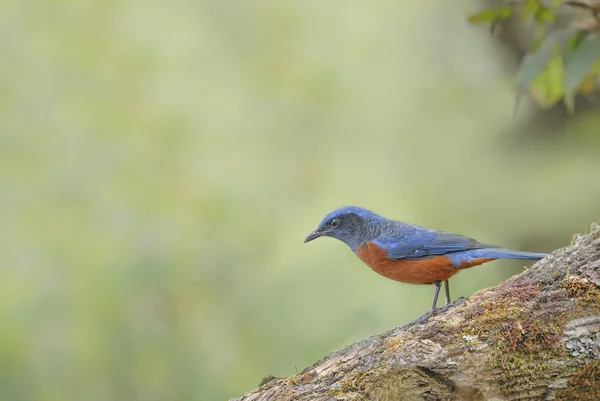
[[562, 275, 600, 312], [328, 364, 456, 400], [556, 361, 600, 400], [284, 371, 315, 387], [329, 273, 600, 399], [438, 273, 600, 395], [328, 366, 387, 400], [369, 369, 453, 401], [454, 279, 565, 384]]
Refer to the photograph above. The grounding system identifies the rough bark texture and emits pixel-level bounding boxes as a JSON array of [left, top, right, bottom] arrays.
[[232, 223, 600, 401]]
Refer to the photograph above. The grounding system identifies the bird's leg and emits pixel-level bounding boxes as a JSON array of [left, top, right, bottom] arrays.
[[411, 281, 456, 326], [430, 280, 442, 314], [413, 281, 441, 324], [440, 280, 465, 312]]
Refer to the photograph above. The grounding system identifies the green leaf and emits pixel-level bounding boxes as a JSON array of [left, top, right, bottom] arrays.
[[566, 30, 589, 51], [564, 33, 600, 94], [520, 0, 541, 20], [530, 7, 556, 50], [468, 6, 513, 23], [534, 7, 556, 24], [517, 28, 575, 88], [518, 37, 558, 87], [529, 48, 565, 108]]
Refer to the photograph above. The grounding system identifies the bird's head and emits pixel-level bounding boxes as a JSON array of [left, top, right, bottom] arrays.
[[304, 206, 383, 251]]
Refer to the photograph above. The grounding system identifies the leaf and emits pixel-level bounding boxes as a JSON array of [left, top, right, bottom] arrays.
[[520, 0, 541, 20], [529, 48, 565, 108], [531, 7, 557, 50], [468, 6, 513, 23], [518, 43, 554, 88], [564, 33, 600, 94], [566, 30, 589, 51], [534, 7, 556, 24], [517, 28, 576, 88]]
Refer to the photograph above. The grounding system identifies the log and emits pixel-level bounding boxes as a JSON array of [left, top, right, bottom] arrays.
[[232, 223, 600, 400]]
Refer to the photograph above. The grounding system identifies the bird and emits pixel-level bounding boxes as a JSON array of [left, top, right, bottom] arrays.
[[304, 206, 547, 315]]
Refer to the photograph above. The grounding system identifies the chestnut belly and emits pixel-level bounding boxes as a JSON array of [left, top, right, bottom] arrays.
[[356, 242, 494, 284]]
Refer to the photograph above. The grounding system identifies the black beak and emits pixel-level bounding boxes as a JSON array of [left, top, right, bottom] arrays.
[[304, 230, 322, 243]]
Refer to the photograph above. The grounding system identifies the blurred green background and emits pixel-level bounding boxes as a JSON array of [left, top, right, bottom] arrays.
[[2, 1, 599, 400]]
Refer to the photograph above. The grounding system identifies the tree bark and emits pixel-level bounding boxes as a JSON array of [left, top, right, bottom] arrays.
[[231, 223, 600, 400]]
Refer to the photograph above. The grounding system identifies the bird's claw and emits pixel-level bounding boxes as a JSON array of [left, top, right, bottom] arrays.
[[441, 296, 466, 312], [408, 297, 467, 326]]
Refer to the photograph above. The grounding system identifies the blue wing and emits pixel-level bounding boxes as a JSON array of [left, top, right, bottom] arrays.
[[373, 229, 492, 260]]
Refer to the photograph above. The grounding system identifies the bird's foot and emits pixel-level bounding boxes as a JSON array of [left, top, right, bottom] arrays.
[[441, 296, 466, 312], [409, 297, 467, 327]]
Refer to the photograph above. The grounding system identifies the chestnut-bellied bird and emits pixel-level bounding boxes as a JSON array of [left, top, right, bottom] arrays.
[[304, 206, 547, 314]]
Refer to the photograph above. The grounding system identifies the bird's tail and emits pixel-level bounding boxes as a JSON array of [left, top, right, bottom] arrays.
[[481, 249, 548, 260]]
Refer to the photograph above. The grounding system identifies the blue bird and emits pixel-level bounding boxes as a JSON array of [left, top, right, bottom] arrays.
[[305, 206, 547, 314]]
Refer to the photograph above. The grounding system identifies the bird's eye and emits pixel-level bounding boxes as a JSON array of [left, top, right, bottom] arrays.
[[329, 218, 340, 227]]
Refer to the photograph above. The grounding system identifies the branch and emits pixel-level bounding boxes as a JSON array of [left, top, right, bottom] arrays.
[[232, 223, 600, 400]]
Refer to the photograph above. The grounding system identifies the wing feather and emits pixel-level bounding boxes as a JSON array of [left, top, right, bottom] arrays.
[[374, 230, 495, 260]]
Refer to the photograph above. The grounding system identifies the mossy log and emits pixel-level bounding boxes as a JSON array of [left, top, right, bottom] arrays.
[[232, 223, 600, 400]]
